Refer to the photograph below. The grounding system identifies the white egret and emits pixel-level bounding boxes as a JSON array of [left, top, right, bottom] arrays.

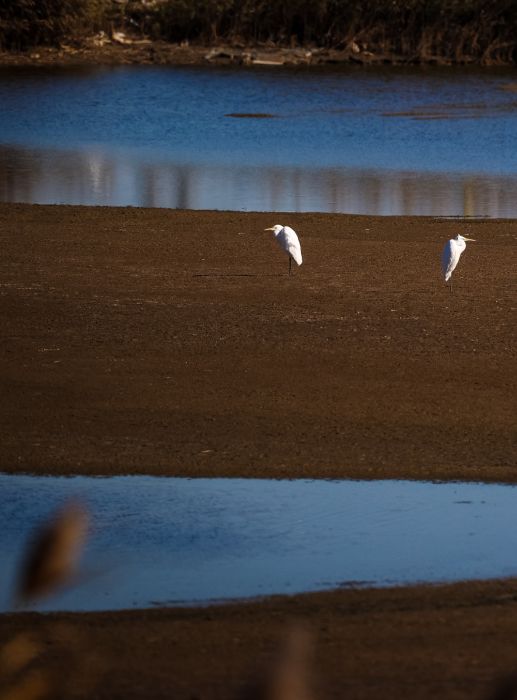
[[441, 234, 475, 290], [264, 225, 303, 275]]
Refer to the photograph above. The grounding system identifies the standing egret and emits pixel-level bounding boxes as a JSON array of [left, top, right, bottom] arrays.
[[264, 225, 303, 275], [441, 234, 475, 290]]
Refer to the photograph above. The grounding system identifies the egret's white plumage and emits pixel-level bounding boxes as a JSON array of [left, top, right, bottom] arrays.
[[264, 224, 302, 274], [441, 234, 475, 286]]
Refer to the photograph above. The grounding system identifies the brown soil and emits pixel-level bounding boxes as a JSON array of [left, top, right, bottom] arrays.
[[0, 204, 515, 481], [3, 579, 517, 700], [0, 40, 452, 68], [0, 41, 217, 68], [1, 203, 516, 700]]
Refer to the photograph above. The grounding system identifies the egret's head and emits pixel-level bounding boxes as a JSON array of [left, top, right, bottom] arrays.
[[457, 234, 476, 242], [264, 225, 283, 234]]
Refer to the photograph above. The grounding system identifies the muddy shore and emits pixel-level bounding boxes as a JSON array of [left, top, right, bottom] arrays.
[[0, 41, 396, 68], [0, 39, 487, 69], [1, 203, 516, 699], [3, 579, 517, 700], [1, 204, 515, 481]]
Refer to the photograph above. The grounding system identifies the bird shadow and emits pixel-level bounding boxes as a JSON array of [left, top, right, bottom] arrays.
[[192, 273, 290, 278]]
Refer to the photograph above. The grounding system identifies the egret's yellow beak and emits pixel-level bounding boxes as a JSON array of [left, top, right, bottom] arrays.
[[463, 237, 476, 241], [264, 227, 275, 231]]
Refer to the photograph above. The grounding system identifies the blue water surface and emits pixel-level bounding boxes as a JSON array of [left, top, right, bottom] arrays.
[[1, 474, 517, 612], [1, 64, 517, 214]]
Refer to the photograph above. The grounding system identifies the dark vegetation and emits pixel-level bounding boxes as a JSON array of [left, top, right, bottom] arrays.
[[1, 0, 517, 64], [0, 0, 108, 51]]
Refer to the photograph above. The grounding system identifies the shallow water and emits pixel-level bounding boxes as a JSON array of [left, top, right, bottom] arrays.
[[2, 65, 517, 215], [1, 474, 517, 612]]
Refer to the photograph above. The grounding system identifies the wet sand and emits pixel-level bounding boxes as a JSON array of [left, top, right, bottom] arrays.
[[1, 203, 516, 699]]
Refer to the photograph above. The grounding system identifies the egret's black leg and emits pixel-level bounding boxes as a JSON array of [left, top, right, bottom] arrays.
[[289, 256, 292, 276]]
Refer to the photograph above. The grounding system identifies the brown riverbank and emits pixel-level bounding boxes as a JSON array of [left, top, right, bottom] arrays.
[[4, 578, 517, 700], [0, 40, 429, 68], [1, 203, 515, 481], [0, 38, 512, 69]]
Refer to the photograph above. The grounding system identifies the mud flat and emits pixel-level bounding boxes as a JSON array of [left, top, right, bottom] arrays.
[[0, 203, 515, 481]]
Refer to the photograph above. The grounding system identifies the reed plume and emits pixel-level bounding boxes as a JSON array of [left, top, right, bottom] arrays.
[[15, 502, 89, 606], [241, 625, 315, 700]]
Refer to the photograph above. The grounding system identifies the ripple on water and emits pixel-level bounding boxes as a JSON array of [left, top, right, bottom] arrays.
[[1, 474, 517, 612]]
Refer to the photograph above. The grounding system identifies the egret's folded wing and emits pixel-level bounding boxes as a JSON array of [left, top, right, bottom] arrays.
[[284, 227, 303, 266], [441, 240, 458, 280]]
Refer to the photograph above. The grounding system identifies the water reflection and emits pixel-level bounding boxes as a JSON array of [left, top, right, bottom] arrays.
[[1, 144, 517, 216]]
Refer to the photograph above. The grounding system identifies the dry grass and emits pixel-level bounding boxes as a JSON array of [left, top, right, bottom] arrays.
[[2, 0, 517, 65]]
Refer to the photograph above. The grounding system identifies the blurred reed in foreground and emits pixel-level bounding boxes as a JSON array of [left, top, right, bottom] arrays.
[[241, 625, 315, 700], [0, 501, 93, 700], [15, 502, 89, 607]]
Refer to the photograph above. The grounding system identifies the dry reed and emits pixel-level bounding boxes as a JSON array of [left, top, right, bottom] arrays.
[[15, 502, 89, 606]]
